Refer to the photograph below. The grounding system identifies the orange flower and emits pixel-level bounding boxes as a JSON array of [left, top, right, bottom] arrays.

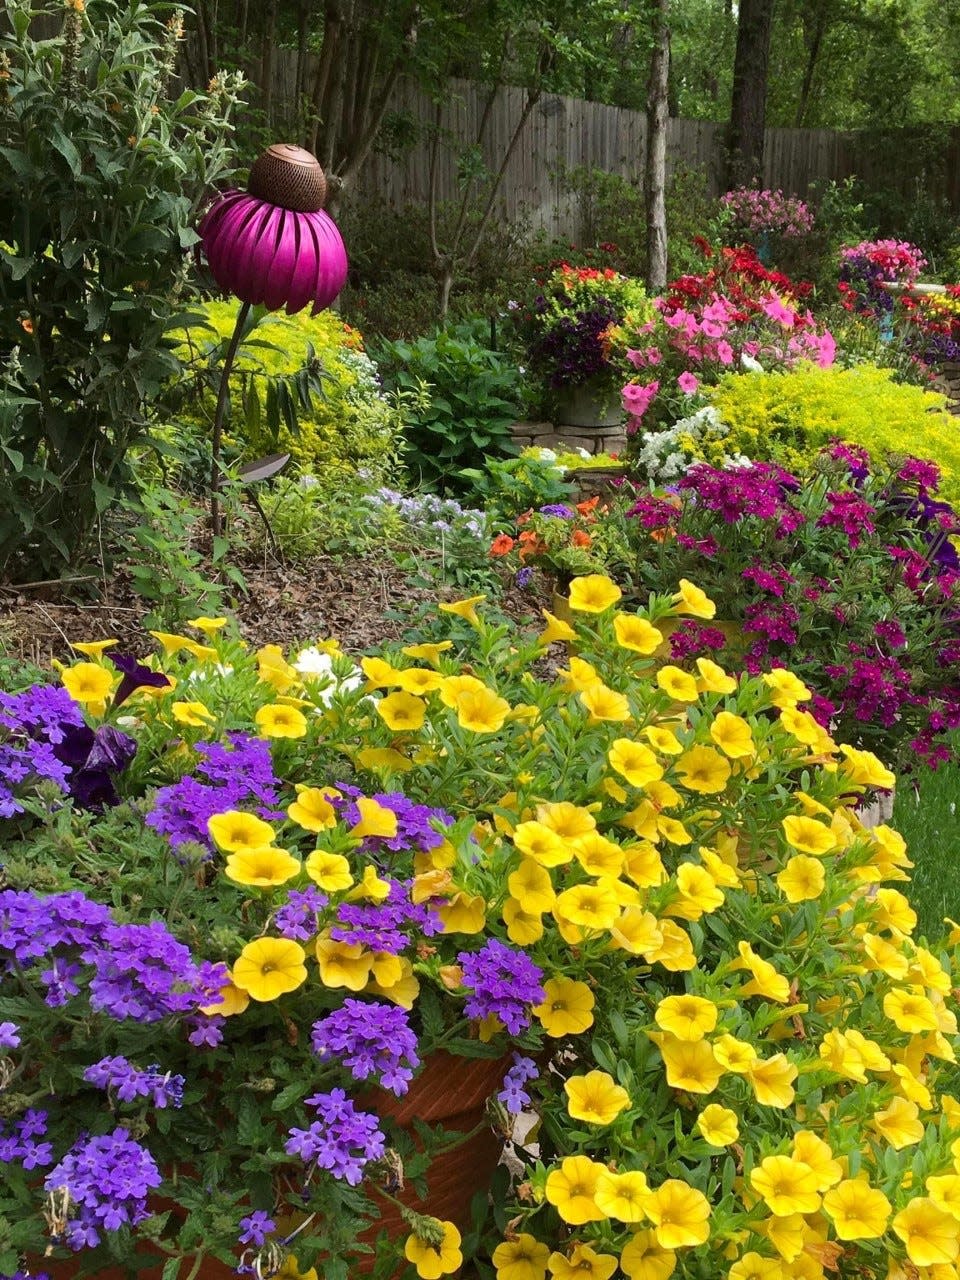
[[490, 534, 515, 557], [576, 496, 601, 515], [571, 529, 593, 547]]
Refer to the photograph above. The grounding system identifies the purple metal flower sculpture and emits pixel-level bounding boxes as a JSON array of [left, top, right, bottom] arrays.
[[198, 143, 349, 534]]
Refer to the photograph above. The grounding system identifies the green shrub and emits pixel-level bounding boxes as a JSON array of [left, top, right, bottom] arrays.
[[372, 320, 522, 494], [169, 301, 406, 483], [706, 363, 959, 494], [0, 0, 242, 581]]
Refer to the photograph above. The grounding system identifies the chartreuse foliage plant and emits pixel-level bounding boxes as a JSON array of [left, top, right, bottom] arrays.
[[706, 364, 960, 497], [169, 300, 407, 482], [1, 584, 959, 1280], [0, 0, 243, 580]]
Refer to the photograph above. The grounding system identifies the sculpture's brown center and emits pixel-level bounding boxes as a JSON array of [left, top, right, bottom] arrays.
[[247, 143, 327, 212]]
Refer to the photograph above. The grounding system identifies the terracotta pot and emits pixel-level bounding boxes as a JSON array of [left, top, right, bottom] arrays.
[[351, 1050, 511, 1275]]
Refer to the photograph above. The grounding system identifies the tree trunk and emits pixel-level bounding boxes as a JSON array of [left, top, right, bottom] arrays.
[[260, 0, 278, 131], [795, 0, 830, 127], [726, 0, 775, 188], [645, 0, 670, 290]]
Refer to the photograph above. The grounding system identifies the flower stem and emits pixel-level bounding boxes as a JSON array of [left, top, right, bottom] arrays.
[[210, 299, 251, 539]]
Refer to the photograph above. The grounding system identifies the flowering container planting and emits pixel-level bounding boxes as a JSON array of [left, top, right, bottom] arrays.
[[3, 583, 960, 1280]]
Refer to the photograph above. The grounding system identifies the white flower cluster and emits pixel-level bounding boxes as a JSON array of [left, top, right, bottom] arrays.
[[634, 405, 753, 484]]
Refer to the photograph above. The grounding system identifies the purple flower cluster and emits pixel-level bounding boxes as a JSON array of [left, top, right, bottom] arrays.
[[0, 889, 225, 1027], [311, 999, 420, 1095], [0, 1108, 53, 1169], [285, 1088, 385, 1185], [43, 1128, 162, 1248], [274, 885, 329, 940], [668, 620, 729, 662], [83, 1055, 185, 1108], [498, 1053, 538, 1115], [824, 651, 919, 729], [147, 732, 280, 851], [527, 297, 621, 390], [0, 685, 82, 816], [457, 938, 545, 1034], [678, 462, 802, 527], [0, 1020, 20, 1048], [335, 785, 453, 855], [331, 878, 441, 954], [816, 491, 877, 547]]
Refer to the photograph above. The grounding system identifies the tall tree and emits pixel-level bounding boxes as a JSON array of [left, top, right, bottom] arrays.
[[645, 0, 670, 289], [726, 0, 775, 187]]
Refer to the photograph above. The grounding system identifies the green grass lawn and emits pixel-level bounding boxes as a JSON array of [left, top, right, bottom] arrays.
[[894, 760, 960, 943]]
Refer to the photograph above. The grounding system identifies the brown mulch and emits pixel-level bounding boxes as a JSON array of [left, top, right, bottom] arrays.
[[0, 554, 550, 667]]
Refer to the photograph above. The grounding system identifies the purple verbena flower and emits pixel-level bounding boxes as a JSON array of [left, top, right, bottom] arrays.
[[498, 1053, 538, 1115], [275, 885, 329, 941], [83, 1055, 185, 1108], [43, 1128, 162, 1248], [457, 938, 545, 1034], [238, 1210, 276, 1247], [285, 1088, 385, 1186], [311, 1000, 420, 1095]]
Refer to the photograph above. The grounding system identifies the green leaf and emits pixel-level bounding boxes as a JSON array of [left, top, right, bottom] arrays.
[[50, 129, 82, 178]]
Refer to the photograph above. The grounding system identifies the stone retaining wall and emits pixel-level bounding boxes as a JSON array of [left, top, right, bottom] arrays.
[[933, 361, 960, 414], [510, 420, 629, 455]]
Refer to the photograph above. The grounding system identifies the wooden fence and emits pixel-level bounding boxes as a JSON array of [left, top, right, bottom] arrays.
[[267, 54, 960, 236]]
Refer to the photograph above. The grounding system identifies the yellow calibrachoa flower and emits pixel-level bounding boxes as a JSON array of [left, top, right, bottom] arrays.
[[502, 898, 544, 945], [781, 814, 837, 855], [438, 594, 486, 626], [356, 746, 414, 773], [645, 918, 696, 970], [537, 801, 597, 840], [287, 785, 339, 832], [224, 846, 301, 888], [735, 941, 790, 1002], [591, 1171, 649, 1225], [559, 656, 600, 693], [572, 831, 624, 877], [762, 668, 812, 708], [544, 1154, 606, 1224], [580, 681, 631, 722], [750, 1155, 822, 1217], [61, 662, 114, 707], [350, 796, 399, 840], [508, 859, 555, 913], [892, 1198, 960, 1266], [513, 821, 571, 868], [884, 988, 941, 1034], [614, 612, 664, 654], [675, 745, 731, 794], [171, 700, 215, 727], [149, 630, 194, 656], [538, 609, 578, 647], [644, 1179, 711, 1248], [255, 644, 299, 692], [672, 578, 715, 618], [839, 743, 896, 789], [927, 1174, 960, 1220], [568, 574, 622, 613], [376, 690, 427, 731], [873, 1096, 925, 1148], [695, 655, 737, 694], [360, 655, 401, 689], [437, 891, 486, 933], [644, 725, 684, 755], [231, 937, 307, 1001], [71, 638, 118, 658], [655, 994, 718, 1041], [822, 1178, 891, 1240], [670, 863, 724, 918], [554, 882, 621, 932], [456, 685, 511, 733], [401, 640, 453, 665], [608, 739, 663, 787], [792, 1131, 842, 1190], [564, 1070, 631, 1125], [548, 1242, 618, 1280], [254, 703, 308, 739], [610, 906, 663, 956], [728, 1253, 784, 1280], [208, 810, 275, 852], [656, 1033, 723, 1093], [534, 977, 595, 1037], [404, 1219, 463, 1279], [395, 667, 445, 696], [709, 711, 754, 757], [873, 887, 918, 934], [712, 1034, 758, 1073], [696, 1103, 739, 1146], [746, 1053, 798, 1108], [304, 850, 353, 892], [186, 615, 227, 635], [315, 937, 373, 990], [776, 854, 826, 902], [492, 1233, 550, 1280], [657, 665, 699, 702], [619, 1230, 676, 1280]]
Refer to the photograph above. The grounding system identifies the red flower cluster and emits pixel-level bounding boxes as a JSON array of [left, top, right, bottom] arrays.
[[664, 243, 813, 323]]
